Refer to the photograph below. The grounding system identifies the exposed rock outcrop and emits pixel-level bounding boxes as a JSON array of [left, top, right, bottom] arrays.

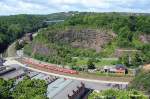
[[54, 28, 114, 52]]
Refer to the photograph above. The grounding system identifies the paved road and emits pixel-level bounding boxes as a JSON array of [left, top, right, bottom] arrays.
[[4, 59, 129, 85], [4, 34, 129, 85]]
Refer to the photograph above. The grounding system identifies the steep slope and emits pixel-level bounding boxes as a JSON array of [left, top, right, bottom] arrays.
[[24, 27, 114, 64], [24, 12, 150, 66], [0, 12, 75, 53], [50, 28, 114, 52]]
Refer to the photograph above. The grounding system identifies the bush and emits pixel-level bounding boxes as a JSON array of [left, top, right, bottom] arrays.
[[87, 59, 96, 69]]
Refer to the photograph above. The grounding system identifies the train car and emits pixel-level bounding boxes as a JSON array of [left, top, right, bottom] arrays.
[[23, 59, 78, 75]]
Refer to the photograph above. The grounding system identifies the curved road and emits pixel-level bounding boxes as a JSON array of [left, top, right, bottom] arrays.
[[4, 59, 129, 85], [4, 32, 129, 86]]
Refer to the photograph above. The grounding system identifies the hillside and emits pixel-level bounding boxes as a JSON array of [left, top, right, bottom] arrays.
[[24, 12, 150, 67], [0, 14, 46, 53], [129, 70, 150, 94], [25, 25, 116, 63], [47, 28, 114, 52], [0, 12, 75, 53]]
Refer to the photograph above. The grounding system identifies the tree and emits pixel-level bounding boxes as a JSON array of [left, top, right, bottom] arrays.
[[15, 41, 24, 50], [129, 71, 150, 94], [132, 53, 143, 66], [128, 15, 137, 31], [12, 76, 48, 99], [87, 59, 96, 69], [119, 53, 143, 67], [0, 14, 46, 53], [0, 78, 14, 99], [119, 55, 130, 67], [117, 26, 133, 47]]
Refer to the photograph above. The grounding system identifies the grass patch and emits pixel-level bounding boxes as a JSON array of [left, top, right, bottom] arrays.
[[95, 59, 117, 66], [71, 57, 118, 67], [100, 40, 117, 57]]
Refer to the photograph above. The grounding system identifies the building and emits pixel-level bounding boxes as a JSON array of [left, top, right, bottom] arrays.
[[103, 64, 128, 74], [67, 82, 87, 99]]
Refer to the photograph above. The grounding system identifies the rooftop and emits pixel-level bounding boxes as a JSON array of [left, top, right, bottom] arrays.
[[53, 80, 81, 99], [47, 78, 73, 99]]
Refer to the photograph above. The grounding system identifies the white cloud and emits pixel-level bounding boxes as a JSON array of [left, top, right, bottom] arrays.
[[0, 0, 150, 15]]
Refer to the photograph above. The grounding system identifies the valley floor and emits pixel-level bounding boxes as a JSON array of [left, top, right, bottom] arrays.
[[16, 57, 132, 83]]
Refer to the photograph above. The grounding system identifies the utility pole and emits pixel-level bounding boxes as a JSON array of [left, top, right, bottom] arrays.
[[128, 55, 131, 65]]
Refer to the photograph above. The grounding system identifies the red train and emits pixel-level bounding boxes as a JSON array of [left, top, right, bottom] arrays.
[[23, 58, 78, 74]]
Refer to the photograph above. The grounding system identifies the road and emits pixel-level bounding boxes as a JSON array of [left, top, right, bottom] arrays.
[[4, 31, 129, 87], [4, 59, 129, 85], [6, 41, 17, 57]]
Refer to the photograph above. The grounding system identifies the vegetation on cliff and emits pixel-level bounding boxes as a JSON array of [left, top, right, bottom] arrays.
[[24, 12, 150, 68]]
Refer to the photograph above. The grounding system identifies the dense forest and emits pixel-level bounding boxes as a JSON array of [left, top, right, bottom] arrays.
[[24, 12, 150, 68], [0, 14, 46, 53], [0, 12, 76, 53], [64, 12, 150, 48], [0, 76, 47, 99]]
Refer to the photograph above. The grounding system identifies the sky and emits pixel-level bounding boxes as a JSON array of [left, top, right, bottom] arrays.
[[0, 0, 150, 15]]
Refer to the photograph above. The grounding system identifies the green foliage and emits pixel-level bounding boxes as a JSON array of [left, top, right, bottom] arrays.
[[12, 76, 47, 99], [117, 26, 133, 47], [119, 44, 150, 67], [129, 71, 150, 94], [89, 89, 148, 99], [0, 14, 46, 53], [119, 53, 144, 67], [24, 44, 32, 56], [139, 44, 150, 64], [119, 55, 130, 67], [25, 36, 101, 66], [87, 59, 96, 69], [0, 78, 14, 99], [0, 77, 48, 99], [15, 41, 24, 50], [100, 40, 117, 57], [66, 13, 149, 48], [24, 12, 150, 67]]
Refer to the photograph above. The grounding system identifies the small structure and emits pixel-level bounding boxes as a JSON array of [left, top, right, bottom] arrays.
[[103, 64, 128, 74], [116, 64, 128, 74], [68, 82, 86, 99]]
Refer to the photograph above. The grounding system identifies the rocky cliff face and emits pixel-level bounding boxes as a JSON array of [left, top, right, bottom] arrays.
[[53, 28, 114, 52], [27, 27, 115, 59]]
